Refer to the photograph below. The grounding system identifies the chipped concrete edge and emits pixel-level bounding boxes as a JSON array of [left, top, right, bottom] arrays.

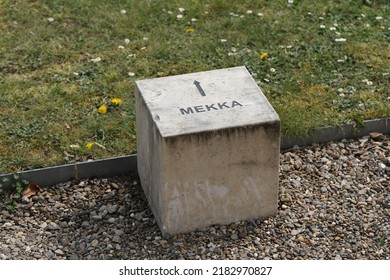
[[0, 118, 389, 188]]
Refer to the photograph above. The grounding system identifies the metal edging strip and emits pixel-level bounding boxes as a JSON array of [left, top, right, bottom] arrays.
[[0, 118, 389, 188]]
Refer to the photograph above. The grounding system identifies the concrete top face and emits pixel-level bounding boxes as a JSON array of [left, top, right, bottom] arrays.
[[136, 66, 280, 137]]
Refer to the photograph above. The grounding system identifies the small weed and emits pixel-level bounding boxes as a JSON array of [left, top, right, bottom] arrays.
[[376, 234, 387, 247], [0, 175, 29, 212]]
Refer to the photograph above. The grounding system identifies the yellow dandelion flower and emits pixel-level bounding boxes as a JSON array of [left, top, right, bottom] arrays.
[[185, 28, 195, 33], [111, 98, 123, 105], [86, 142, 94, 150], [98, 105, 107, 114], [260, 51, 269, 60]]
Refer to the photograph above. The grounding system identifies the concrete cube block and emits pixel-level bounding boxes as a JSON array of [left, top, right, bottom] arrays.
[[135, 66, 280, 236]]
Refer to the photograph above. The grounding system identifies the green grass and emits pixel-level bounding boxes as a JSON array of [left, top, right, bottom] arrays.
[[0, 0, 389, 173]]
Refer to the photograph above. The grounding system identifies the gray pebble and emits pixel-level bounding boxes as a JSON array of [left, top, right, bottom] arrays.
[[230, 233, 238, 240], [112, 236, 121, 243], [108, 205, 118, 214], [48, 222, 59, 230], [291, 230, 299, 236], [21, 196, 30, 204], [55, 249, 65, 256], [45, 250, 55, 259], [90, 239, 99, 247]]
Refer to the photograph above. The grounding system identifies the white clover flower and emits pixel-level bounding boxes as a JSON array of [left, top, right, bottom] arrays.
[[177, 14, 183, 19], [70, 144, 80, 149], [167, 11, 173, 15], [178, 7, 185, 13], [191, 18, 197, 22], [124, 38, 130, 44], [240, 15, 245, 18], [246, 10, 253, 14], [73, 72, 79, 76], [220, 39, 227, 43], [120, 9, 126, 14], [375, 16, 382, 20], [320, 25, 326, 29], [231, 47, 237, 52], [319, 17, 324, 20], [362, 79, 373, 85], [330, 27, 336, 31], [270, 68, 276, 73], [335, 38, 347, 42], [288, 0, 294, 4], [47, 17, 54, 22], [118, 45, 124, 49], [143, 36, 149, 41], [91, 57, 101, 63], [257, 13, 264, 17], [128, 72, 135, 77]]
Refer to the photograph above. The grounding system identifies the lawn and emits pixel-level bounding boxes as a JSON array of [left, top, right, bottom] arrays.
[[0, 0, 389, 173]]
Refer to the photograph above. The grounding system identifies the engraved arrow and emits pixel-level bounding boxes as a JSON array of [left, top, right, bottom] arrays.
[[193, 80, 206, 97]]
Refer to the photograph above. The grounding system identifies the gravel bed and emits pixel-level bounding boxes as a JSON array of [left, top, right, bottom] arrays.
[[0, 135, 389, 260]]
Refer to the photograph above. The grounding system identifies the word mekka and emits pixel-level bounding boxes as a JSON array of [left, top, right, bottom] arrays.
[[180, 100, 243, 115]]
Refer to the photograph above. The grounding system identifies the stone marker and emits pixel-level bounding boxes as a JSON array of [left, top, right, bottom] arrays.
[[135, 66, 280, 236]]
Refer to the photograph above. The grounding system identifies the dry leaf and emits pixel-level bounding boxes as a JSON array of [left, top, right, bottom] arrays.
[[22, 182, 41, 198], [369, 132, 383, 141], [64, 122, 71, 129]]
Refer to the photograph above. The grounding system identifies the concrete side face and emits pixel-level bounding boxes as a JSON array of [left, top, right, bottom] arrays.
[[160, 122, 280, 235], [135, 86, 164, 229]]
